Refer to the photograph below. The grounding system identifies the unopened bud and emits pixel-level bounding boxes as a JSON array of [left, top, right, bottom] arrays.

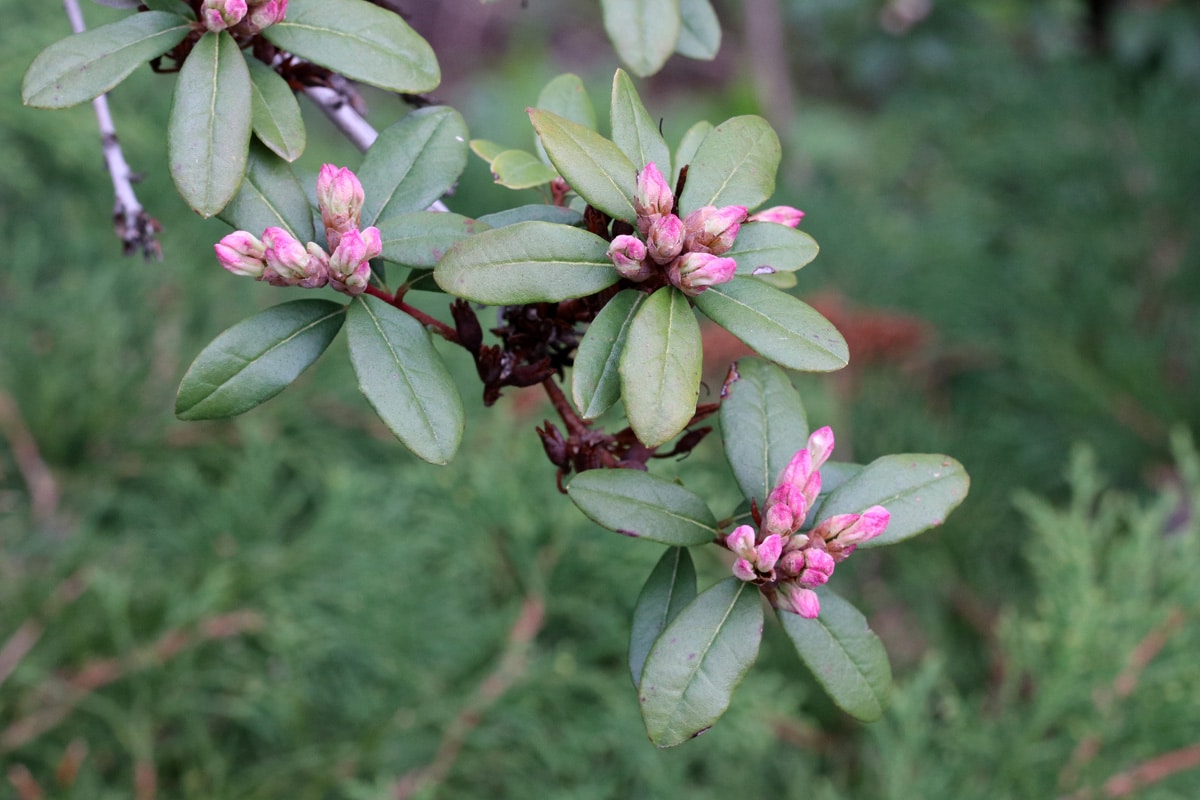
[[766, 481, 808, 524], [748, 205, 805, 228], [317, 164, 365, 243], [646, 214, 685, 265], [732, 558, 757, 582], [202, 0, 247, 32], [779, 582, 821, 618], [682, 205, 747, 255], [634, 162, 674, 236], [668, 252, 737, 296], [726, 525, 757, 562], [756, 534, 783, 572], [837, 505, 891, 547], [607, 234, 653, 282], [214, 231, 265, 278], [240, 0, 287, 33], [328, 227, 380, 295], [762, 503, 795, 537], [797, 548, 835, 586], [262, 227, 310, 283], [299, 243, 329, 289], [807, 426, 835, 471]]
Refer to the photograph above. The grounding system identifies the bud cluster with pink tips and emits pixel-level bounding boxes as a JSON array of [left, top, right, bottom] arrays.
[[213, 164, 381, 296], [606, 163, 805, 296], [201, 0, 288, 35], [723, 426, 890, 619]]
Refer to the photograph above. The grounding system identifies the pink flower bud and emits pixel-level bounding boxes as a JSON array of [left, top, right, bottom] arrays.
[[634, 162, 674, 236], [836, 506, 891, 547], [762, 503, 795, 538], [682, 205, 748, 255], [807, 426, 835, 471], [800, 470, 822, 512], [748, 205, 805, 228], [214, 231, 266, 277], [328, 227, 380, 295], [726, 525, 757, 561], [756, 534, 783, 572], [668, 252, 737, 296], [316, 164, 365, 241], [798, 548, 835, 586], [262, 227, 310, 283], [646, 214, 685, 265], [299, 243, 329, 289], [732, 558, 757, 582], [776, 449, 812, 493], [606, 234, 653, 282], [778, 550, 805, 576], [766, 482, 808, 525], [779, 582, 821, 618], [202, 0, 247, 31], [240, 0, 287, 32]]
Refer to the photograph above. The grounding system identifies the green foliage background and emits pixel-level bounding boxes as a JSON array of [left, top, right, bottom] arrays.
[[2, 1, 1199, 797]]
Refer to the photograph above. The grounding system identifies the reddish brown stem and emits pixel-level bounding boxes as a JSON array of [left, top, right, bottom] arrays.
[[363, 284, 460, 344], [541, 378, 587, 437]]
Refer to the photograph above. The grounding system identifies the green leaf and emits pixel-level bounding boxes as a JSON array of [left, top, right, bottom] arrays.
[[262, 0, 439, 93], [433, 221, 618, 304], [360, 106, 469, 225], [176, 300, 345, 420], [469, 139, 508, 165], [677, 116, 780, 214], [673, 120, 712, 183], [476, 205, 583, 229], [568, 470, 718, 546], [246, 58, 305, 162], [143, 0, 194, 19], [218, 141, 315, 242], [693, 278, 848, 372], [600, 0, 682, 78], [489, 150, 559, 189], [630, 548, 697, 687], [639, 578, 763, 747], [572, 290, 646, 419], [777, 588, 892, 722], [816, 454, 970, 548], [528, 109, 638, 223], [535, 73, 597, 130], [345, 295, 464, 465], [22, 12, 191, 109], [168, 32, 252, 218], [756, 271, 798, 290], [620, 288, 702, 449], [610, 69, 671, 175], [675, 0, 721, 59], [726, 222, 820, 275], [377, 212, 489, 269], [719, 358, 809, 504]]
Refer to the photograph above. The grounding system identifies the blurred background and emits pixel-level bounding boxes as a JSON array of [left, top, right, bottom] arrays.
[[2, 1, 1199, 797]]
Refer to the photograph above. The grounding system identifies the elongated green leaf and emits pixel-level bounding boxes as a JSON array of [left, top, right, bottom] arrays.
[[377, 212, 488, 268], [573, 290, 646, 419], [262, 0, 439, 93], [346, 296, 464, 465], [757, 270, 798, 290], [490, 150, 559, 189], [620, 288, 702, 449], [816, 455, 969, 548], [693, 278, 848, 372], [601, 0, 682, 78], [673, 120, 712, 183], [22, 12, 190, 109], [144, 0, 194, 16], [168, 32, 252, 217], [568, 470, 718, 546], [218, 141, 315, 242], [536, 73, 597, 130], [675, 0, 721, 59], [528, 109, 638, 223], [677, 116, 780, 214], [639, 578, 762, 747], [469, 139, 508, 165], [434, 221, 617, 304], [360, 107, 469, 225], [476, 205, 583, 229], [630, 548, 697, 687], [246, 58, 305, 162], [719, 358, 809, 504], [610, 69, 671, 175], [726, 222, 819, 275], [176, 300, 345, 420], [778, 589, 892, 722]]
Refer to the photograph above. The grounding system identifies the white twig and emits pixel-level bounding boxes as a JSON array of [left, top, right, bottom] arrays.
[[64, 0, 162, 258]]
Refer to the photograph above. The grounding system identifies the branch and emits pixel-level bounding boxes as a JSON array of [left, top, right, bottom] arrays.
[[63, 0, 162, 260]]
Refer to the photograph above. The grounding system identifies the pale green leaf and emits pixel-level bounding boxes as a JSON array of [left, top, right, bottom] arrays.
[[377, 212, 489, 268], [360, 106, 469, 225], [490, 149, 559, 189], [726, 222, 820, 275], [572, 290, 646, 419], [719, 358, 809, 503], [528, 108, 638, 223], [218, 141, 315, 242], [630, 548, 697, 686], [610, 69, 671, 175], [246, 58, 305, 162], [677, 115, 780, 214], [600, 0, 682, 78], [675, 0, 721, 59], [568, 470, 718, 546]]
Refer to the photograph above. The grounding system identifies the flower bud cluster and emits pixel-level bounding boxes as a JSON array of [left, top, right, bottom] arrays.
[[201, 0, 287, 35], [722, 426, 890, 619], [607, 163, 805, 296], [214, 164, 380, 296]]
